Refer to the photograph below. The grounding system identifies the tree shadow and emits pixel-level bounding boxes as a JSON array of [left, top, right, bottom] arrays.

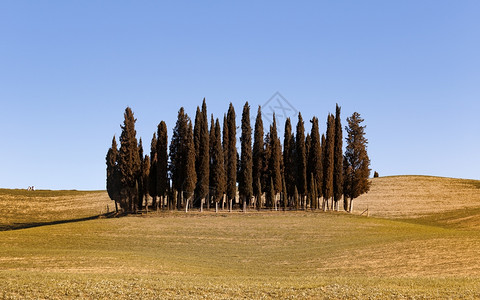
[[0, 212, 120, 232]]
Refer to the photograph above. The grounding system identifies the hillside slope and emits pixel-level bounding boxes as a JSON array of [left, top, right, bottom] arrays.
[[355, 175, 480, 219]]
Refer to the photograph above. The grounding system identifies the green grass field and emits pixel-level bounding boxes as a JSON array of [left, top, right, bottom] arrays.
[[1, 177, 480, 299]]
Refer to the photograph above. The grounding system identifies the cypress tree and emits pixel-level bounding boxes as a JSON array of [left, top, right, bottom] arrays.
[[141, 154, 150, 210], [239, 102, 253, 211], [209, 114, 215, 206], [106, 135, 121, 212], [118, 107, 141, 212], [226, 103, 237, 209], [222, 113, 229, 196], [252, 106, 264, 206], [194, 106, 202, 169], [323, 114, 335, 210], [333, 104, 344, 211], [194, 99, 210, 208], [295, 113, 307, 209], [156, 121, 168, 209], [211, 118, 226, 212], [344, 112, 371, 212], [184, 120, 197, 211], [309, 117, 323, 210], [262, 132, 271, 195], [137, 138, 145, 210], [283, 118, 296, 201], [269, 114, 282, 204], [305, 133, 311, 209], [170, 108, 190, 209], [149, 133, 158, 209]]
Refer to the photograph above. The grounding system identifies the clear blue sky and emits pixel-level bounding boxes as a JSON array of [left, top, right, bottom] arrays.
[[1, 1, 479, 190]]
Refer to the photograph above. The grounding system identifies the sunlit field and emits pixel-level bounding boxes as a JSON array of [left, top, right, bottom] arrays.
[[1, 176, 480, 299]]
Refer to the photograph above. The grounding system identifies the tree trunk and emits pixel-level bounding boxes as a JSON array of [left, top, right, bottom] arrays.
[[229, 199, 233, 212], [243, 197, 247, 213], [200, 198, 204, 213], [222, 195, 225, 210], [114, 201, 118, 213], [185, 195, 189, 213], [349, 198, 354, 213]]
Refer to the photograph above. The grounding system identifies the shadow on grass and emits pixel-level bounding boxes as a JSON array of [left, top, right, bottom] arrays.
[[0, 212, 122, 232]]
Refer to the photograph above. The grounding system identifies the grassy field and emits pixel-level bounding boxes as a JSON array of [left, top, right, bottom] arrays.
[[1, 176, 480, 299]]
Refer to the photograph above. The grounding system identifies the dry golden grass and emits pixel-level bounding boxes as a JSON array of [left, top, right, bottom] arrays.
[[0, 189, 111, 229], [355, 175, 480, 218], [1, 176, 480, 298]]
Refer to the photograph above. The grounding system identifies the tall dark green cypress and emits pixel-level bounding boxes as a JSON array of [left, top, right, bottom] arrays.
[[252, 106, 264, 206], [305, 133, 312, 208], [323, 114, 335, 210], [309, 117, 323, 210], [222, 113, 229, 193], [296, 113, 307, 208], [226, 103, 237, 208], [194, 99, 210, 207], [239, 102, 253, 210], [344, 112, 371, 212], [333, 104, 343, 211], [211, 118, 226, 212], [269, 114, 282, 199], [170, 108, 190, 209], [262, 132, 271, 194], [209, 114, 215, 206], [137, 138, 145, 210], [184, 120, 197, 210], [283, 117, 296, 201], [141, 154, 150, 209], [118, 107, 141, 212], [149, 133, 158, 209], [106, 135, 121, 211], [156, 121, 168, 209]]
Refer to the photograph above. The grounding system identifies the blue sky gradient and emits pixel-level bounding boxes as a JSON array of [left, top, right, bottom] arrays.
[[1, 1, 479, 190]]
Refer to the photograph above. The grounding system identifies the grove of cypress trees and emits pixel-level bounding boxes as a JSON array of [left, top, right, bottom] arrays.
[[226, 104, 237, 210], [211, 118, 226, 213], [333, 104, 343, 211], [322, 114, 335, 210], [156, 121, 168, 209], [253, 106, 264, 208], [118, 107, 141, 212], [296, 113, 307, 209], [309, 117, 323, 210], [239, 102, 253, 211], [344, 112, 371, 212]]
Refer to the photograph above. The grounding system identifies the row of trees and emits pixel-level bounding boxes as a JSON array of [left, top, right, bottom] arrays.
[[106, 100, 371, 213]]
